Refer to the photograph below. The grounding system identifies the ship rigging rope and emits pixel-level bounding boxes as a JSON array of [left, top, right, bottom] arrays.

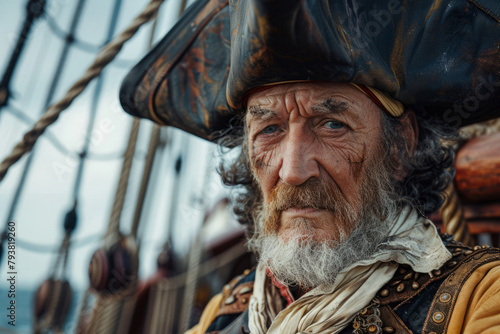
[[107, 0, 162, 240], [105, 0, 161, 241], [106, 117, 140, 240], [80, 9, 162, 334], [131, 124, 161, 238], [45, 13, 102, 53], [50, 234, 71, 278], [0, 0, 45, 112], [0, 0, 165, 183], [4, 105, 73, 156], [154, 238, 248, 290], [440, 183, 474, 246], [15, 233, 101, 252], [45, 13, 137, 69], [437, 116, 500, 247], [4, 104, 148, 161]]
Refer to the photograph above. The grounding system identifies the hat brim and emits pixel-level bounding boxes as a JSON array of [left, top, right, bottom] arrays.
[[121, 0, 500, 141]]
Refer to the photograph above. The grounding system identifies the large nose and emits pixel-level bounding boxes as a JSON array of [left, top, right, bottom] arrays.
[[278, 129, 320, 186]]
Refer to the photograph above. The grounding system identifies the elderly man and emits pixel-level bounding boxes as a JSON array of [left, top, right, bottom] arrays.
[[121, 0, 500, 332], [181, 82, 499, 334]]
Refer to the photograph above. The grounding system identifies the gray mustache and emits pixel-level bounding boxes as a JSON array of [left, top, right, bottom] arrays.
[[269, 179, 345, 212]]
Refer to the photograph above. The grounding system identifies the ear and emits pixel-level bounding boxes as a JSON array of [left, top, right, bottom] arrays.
[[400, 109, 419, 156], [394, 110, 419, 180]]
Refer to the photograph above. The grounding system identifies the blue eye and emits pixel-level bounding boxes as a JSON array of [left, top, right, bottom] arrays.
[[325, 121, 344, 129], [261, 125, 278, 134]]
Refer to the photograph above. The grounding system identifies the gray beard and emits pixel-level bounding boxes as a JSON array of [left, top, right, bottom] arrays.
[[247, 207, 396, 290], [247, 139, 399, 289]]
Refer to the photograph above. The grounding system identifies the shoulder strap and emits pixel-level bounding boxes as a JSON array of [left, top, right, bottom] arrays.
[[376, 245, 458, 306], [376, 241, 493, 307], [370, 242, 500, 334], [422, 246, 500, 333], [205, 268, 255, 333]]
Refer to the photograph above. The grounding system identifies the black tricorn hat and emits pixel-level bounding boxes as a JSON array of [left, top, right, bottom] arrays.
[[120, 0, 500, 141]]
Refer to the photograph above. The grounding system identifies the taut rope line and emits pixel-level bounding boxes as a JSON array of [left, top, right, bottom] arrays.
[[0, 0, 164, 182], [79, 6, 162, 333], [440, 183, 474, 246], [106, 118, 141, 241], [439, 116, 500, 246], [131, 124, 161, 239]]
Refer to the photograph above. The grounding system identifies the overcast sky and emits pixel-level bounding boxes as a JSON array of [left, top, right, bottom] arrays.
[[0, 0, 234, 300]]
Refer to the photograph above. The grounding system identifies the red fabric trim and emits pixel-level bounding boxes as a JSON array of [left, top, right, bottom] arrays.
[[355, 84, 389, 114], [266, 267, 295, 307]]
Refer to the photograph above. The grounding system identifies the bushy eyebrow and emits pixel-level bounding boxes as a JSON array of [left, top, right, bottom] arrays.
[[312, 98, 349, 114], [247, 106, 278, 121], [247, 98, 358, 122], [312, 98, 362, 123]]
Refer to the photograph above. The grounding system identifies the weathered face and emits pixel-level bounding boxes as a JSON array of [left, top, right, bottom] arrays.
[[246, 82, 386, 243]]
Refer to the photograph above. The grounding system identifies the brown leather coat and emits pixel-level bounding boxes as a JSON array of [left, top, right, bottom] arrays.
[[187, 242, 500, 334]]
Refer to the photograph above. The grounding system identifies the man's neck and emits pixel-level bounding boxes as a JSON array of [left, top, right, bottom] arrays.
[[266, 266, 312, 307], [289, 284, 310, 300]]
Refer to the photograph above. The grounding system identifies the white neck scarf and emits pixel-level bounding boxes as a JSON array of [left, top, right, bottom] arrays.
[[248, 207, 451, 334]]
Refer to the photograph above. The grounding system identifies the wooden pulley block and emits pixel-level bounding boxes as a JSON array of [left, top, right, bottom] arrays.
[[455, 132, 500, 203], [88, 237, 139, 293], [34, 279, 52, 319], [33, 279, 72, 329], [88, 248, 110, 291]]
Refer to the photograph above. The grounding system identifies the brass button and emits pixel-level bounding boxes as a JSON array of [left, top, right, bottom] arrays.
[[224, 295, 236, 305], [465, 250, 473, 255], [433, 269, 441, 276], [383, 327, 395, 333], [241, 297, 248, 304], [414, 272, 420, 280], [380, 289, 389, 297], [243, 269, 251, 275], [403, 273, 413, 280], [396, 283, 405, 293], [433, 312, 445, 323], [390, 280, 402, 286], [455, 248, 462, 252], [474, 245, 481, 251], [412, 282, 420, 290], [440, 293, 451, 303], [447, 261, 457, 267], [482, 244, 490, 248], [368, 325, 377, 332]]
